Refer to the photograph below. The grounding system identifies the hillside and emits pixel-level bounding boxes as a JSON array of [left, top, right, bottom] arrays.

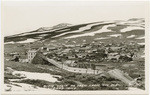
[[4, 18, 145, 91], [4, 18, 144, 46]]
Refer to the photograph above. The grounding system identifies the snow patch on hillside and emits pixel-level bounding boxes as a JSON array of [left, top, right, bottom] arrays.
[[11, 29, 70, 38], [17, 39, 37, 43], [117, 19, 144, 27], [5, 39, 38, 44], [120, 26, 144, 32], [65, 24, 116, 39], [137, 43, 145, 45], [136, 36, 144, 39], [94, 37, 111, 40], [141, 55, 145, 58], [127, 35, 135, 38], [5, 41, 15, 44], [12, 71, 58, 82], [52, 22, 104, 38], [39, 34, 49, 37], [109, 34, 121, 37]]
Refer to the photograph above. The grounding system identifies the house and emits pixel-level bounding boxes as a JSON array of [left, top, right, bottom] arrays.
[[132, 53, 141, 60], [94, 64, 108, 70], [47, 47, 56, 51], [67, 53, 77, 60], [106, 47, 121, 53], [63, 44, 75, 48], [57, 46, 63, 50], [107, 65, 115, 70], [64, 60, 77, 67], [79, 48, 86, 53], [76, 53, 87, 59], [116, 46, 121, 49], [119, 54, 133, 62], [107, 53, 120, 61], [77, 62, 92, 69], [92, 49, 98, 53], [61, 49, 71, 54], [41, 44, 57, 52], [81, 43, 89, 47], [41, 46, 47, 50]]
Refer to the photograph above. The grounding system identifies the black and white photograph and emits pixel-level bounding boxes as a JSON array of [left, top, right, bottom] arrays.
[[1, 0, 149, 94]]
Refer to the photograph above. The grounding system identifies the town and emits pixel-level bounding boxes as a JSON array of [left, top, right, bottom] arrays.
[[4, 39, 145, 90]]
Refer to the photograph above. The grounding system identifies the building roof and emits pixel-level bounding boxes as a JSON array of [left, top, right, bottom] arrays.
[[94, 64, 108, 66], [108, 53, 118, 56], [110, 47, 121, 50], [64, 60, 76, 64], [62, 49, 71, 53]]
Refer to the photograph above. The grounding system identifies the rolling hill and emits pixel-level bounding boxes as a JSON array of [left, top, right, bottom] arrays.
[[4, 18, 145, 45]]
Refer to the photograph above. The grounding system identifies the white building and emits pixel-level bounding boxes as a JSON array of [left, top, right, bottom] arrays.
[[27, 49, 37, 63]]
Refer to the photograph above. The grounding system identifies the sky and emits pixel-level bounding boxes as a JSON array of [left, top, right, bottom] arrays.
[[1, 1, 148, 36]]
